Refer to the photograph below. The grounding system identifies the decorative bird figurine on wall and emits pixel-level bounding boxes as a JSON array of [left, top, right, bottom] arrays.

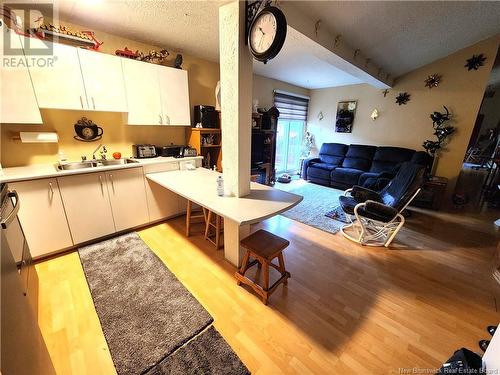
[[174, 54, 183, 69]]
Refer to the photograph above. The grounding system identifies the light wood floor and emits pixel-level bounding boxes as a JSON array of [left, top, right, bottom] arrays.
[[35, 207, 500, 374]]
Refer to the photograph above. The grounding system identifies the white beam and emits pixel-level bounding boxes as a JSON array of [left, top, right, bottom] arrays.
[[279, 2, 393, 89]]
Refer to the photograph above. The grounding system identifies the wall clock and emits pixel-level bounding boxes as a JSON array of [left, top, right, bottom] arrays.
[[247, 5, 287, 64]]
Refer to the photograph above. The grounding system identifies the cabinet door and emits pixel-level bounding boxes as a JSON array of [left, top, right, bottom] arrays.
[[158, 66, 191, 126], [122, 58, 163, 125], [106, 168, 149, 231], [78, 48, 128, 112], [10, 178, 73, 258], [27, 39, 88, 110], [0, 26, 42, 124], [143, 163, 183, 222], [57, 173, 115, 244]]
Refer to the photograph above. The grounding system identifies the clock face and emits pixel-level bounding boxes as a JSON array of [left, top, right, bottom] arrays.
[[248, 6, 287, 63], [82, 127, 94, 139], [250, 12, 277, 54]]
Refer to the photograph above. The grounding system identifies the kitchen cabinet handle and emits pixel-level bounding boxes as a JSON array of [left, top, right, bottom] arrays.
[[98, 175, 104, 193], [92, 97, 96, 110], [159, 114, 163, 125], [109, 174, 114, 190], [79, 95, 84, 109], [48, 182, 54, 198]]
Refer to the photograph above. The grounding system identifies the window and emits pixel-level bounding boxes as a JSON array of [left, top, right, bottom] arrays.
[[274, 90, 309, 174]]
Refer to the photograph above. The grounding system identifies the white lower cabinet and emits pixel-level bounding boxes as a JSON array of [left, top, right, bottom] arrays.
[[12, 164, 180, 256], [57, 172, 116, 244], [10, 178, 73, 258], [105, 168, 149, 231], [143, 163, 183, 222]]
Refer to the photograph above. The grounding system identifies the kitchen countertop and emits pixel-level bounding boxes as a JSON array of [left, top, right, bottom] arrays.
[[146, 167, 303, 225], [0, 156, 203, 183]]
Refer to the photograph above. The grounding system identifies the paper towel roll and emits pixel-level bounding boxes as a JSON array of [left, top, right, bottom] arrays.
[[19, 132, 58, 143]]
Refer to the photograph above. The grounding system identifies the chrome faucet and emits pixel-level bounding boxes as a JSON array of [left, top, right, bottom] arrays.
[[92, 144, 107, 160]]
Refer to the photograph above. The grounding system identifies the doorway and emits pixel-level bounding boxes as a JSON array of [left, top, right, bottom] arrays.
[[455, 46, 500, 209], [275, 119, 305, 174]]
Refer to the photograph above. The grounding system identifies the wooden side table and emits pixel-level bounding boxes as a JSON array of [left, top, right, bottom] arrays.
[[411, 176, 448, 210]]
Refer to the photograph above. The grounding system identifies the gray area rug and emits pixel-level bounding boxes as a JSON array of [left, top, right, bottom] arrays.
[[78, 233, 214, 375], [146, 326, 250, 375], [276, 180, 345, 234]]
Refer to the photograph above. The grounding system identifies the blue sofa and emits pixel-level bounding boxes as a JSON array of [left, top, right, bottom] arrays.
[[302, 143, 431, 190]]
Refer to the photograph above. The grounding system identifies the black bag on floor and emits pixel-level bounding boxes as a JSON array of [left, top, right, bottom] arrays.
[[437, 348, 483, 374]]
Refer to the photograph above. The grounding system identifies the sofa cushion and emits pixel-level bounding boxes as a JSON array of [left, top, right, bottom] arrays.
[[370, 147, 415, 173], [331, 168, 365, 186], [342, 145, 377, 171], [310, 162, 336, 171], [308, 165, 335, 181], [319, 143, 348, 166]]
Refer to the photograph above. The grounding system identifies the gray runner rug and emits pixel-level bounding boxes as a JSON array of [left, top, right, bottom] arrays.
[[145, 326, 250, 375], [78, 232, 214, 374]]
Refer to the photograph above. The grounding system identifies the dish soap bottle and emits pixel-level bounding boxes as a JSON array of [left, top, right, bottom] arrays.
[[217, 175, 224, 197]]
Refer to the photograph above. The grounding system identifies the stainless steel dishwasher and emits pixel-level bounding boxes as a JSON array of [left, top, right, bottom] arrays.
[[1, 182, 55, 375]]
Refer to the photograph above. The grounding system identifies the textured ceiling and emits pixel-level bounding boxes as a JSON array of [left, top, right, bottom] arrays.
[[56, 1, 500, 87], [56, 0, 224, 62], [291, 1, 500, 77]]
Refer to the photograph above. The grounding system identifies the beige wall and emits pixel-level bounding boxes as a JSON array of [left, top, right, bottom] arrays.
[[1, 20, 219, 167], [307, 36, 499, 195], [252, 74, 309, 110]]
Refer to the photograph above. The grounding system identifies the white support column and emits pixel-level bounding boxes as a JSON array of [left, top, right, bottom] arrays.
[[223, 220, 250, 267], [219, 1, 253, 267], [219, 0, 252, 198]]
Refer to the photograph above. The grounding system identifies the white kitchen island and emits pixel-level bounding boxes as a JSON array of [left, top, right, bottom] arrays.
[[146, 167, 303, 266]]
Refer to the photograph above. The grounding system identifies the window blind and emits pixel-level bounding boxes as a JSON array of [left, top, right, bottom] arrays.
[[273, 91, 309, 121]]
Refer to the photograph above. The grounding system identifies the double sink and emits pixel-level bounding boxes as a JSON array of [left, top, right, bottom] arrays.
[[56, 158, 139, 171]]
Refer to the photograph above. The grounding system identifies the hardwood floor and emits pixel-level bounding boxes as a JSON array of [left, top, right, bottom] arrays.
[[35, 207, 500, 374]]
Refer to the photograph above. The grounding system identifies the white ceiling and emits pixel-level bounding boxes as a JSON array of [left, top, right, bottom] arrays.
[[291, 1, 500, 77], [253, 26, 362, 89], [54, 1, 500, 89], [55, 0, 223, 62]]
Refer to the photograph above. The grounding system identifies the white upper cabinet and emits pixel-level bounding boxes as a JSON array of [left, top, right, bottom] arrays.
[[26, 39, 88, 110], [123, 59, 190, 126], [77, 48, 127, 112], [122, 58, 163, 125], [0, 27, 42, 124], [158, 66, 191, 126]]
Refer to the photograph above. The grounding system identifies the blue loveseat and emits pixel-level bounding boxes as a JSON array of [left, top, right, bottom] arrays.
[[302, 143, 431, 190]]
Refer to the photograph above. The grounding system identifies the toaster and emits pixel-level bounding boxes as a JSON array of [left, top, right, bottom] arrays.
[[182, 146, 198, 157], [132, 144, 157, 158]]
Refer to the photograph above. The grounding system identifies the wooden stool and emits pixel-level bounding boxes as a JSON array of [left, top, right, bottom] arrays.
[[185, 200, 207, 237], [204, 210, 223, 249], [235, 229, 290, 305]]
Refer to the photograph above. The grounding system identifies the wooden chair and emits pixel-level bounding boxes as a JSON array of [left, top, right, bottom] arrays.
[[235, 229, 290, 305], [185, 200, 207, 237], [204, 210, 223, 249]]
